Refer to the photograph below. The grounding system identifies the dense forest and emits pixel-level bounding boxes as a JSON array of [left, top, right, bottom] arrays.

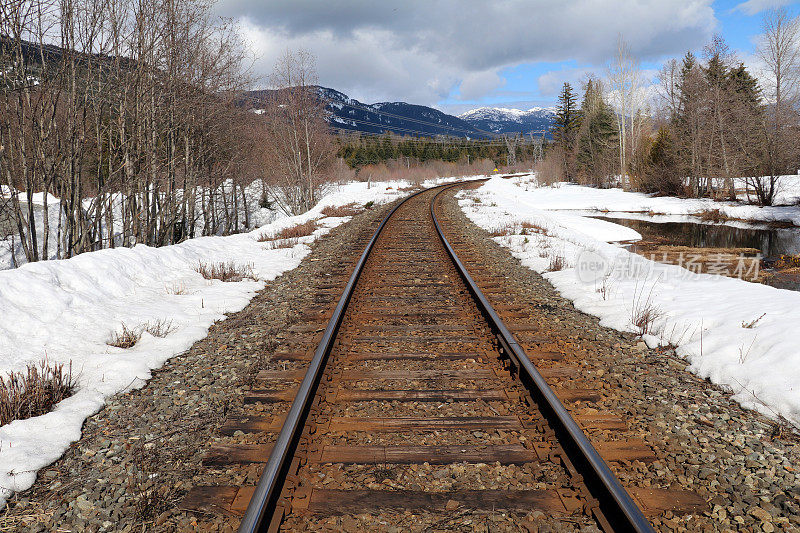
[[335, 134, 542, 169]]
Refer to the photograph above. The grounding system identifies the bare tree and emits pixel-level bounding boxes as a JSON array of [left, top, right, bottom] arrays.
[[608, 35, 642, 187], [754, 7, 800, 205], [262, 50, 335, 215]]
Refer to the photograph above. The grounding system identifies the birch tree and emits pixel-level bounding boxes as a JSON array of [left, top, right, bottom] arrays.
[[608, 35, 642, 187], [755, 7, 800, 205]]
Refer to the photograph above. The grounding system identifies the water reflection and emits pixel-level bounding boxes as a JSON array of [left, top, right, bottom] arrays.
[[594, 216, 800, 258]]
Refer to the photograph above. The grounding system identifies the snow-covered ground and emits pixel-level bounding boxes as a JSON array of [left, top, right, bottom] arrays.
[[0, 179, 419, 507], [459, 175, 800, 430], [511, 175, 800, 226]]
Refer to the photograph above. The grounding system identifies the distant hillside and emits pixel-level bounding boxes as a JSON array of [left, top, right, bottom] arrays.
[[458, 106, 556, 135], [242, 86, 494, 139]]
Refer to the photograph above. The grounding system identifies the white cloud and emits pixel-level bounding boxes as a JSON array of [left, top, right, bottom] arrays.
[[223, 0, 718, 104], [732, 0, 791, 16], [458, 70, 506, 100]]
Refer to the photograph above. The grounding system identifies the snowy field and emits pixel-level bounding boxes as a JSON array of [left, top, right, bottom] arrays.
[[0, 179, 424, 507], [459, 175, 800, 430], [511, 175, 800, 226]]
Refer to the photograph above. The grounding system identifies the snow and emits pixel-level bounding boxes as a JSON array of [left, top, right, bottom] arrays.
[[459, 175, 800, 429], [506, 177, 800, 225], [458, 106, 556, 122], [0, 179, 413, 507]]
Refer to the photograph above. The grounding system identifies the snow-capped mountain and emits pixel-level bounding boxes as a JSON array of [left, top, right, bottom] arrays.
[[458, 106, 556, 135], [243, 86, 492, 138]]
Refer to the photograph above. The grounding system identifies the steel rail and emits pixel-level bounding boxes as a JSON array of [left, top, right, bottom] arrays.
[[237, 184, 451, 533], [430, 183, 655, 533]]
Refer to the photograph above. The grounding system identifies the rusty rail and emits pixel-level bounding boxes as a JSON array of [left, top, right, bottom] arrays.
[[238, 179, 654, 532], [430, 183, 654, 532]]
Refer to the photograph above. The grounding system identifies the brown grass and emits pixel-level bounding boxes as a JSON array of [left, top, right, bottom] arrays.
[[697, 208, 729, 223], [257, 220, 318, 242], [321, 203, 362, 217], [0, 360, 76, 426], [165, 282, 188, 295], [547, 254, 567, 271], [276, 221, 317, 239], [488, 221, 548, 237], [264, 237, 300, 250], [631, 283, 664, 336], [196, 261, 256, 282], [108, 323, 142, 348], [144, 319, 175, 338], [107, 320, 176, 349]]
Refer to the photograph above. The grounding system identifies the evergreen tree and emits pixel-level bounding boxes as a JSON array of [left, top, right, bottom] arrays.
[[575, 79, 618, 185], [553, 82, 581, 148], [552, 82, 581, 180], [728, 63, 761, 109]]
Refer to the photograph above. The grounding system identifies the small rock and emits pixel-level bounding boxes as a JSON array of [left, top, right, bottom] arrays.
[[445, 499, 460, 511]]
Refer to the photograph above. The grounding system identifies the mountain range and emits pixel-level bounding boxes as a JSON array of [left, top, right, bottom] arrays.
[[242, 86, 555, 138], [457, 107, 556, 136]]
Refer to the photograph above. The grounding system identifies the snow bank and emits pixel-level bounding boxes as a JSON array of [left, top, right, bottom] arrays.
[[515, 176, 800, 226], [0, 179, 411, 506], [459, 176, 800, 428]]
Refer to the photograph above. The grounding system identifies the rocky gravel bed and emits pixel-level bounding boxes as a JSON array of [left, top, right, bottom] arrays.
[[442, 189, 800, 533], [0, 201, 396, 532]]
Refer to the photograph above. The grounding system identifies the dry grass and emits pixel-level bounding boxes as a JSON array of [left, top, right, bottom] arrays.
[[547, 254, 567, 272], [321, 203, 362, 217], [107, 323, 142, 348], [144, 318, 175, 338], [264, 237, 300, 250], [697, 208, 729, 223], [108, 319, 176, 349], [741, 313, 766, 329], [488, 221, 548, 237], [630, 282, 664, 336], [165, 282, 188, 295], [257, 220, 318, 242], [276, 220, 317, 239], [196, 261, 255, 282], [0, 360, 76, 426], [520, 221, 548, 235]]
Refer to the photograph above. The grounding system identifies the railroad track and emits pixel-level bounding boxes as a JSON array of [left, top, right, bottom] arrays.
[[182, 181, 706, 532]]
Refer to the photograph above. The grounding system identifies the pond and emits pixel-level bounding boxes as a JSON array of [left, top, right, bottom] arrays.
[[593, 216, 800, 258], [592, 214, 800, 291]]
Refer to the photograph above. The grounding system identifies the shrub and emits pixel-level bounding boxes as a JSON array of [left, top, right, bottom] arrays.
[[364, 200, 375, 209], [108, 323, 142, 348], [165, 282, 188, 295], [697, 209, 728, 223], [144, 319, 175, 338], [265, 237, 300, 250], [630, 283, 664, 336], [321, 203, 362, 217], [547, 254, 567, 272], [196, 261, 256, 282], [0, 360, 76, 425], [257, 220, 318, 242]]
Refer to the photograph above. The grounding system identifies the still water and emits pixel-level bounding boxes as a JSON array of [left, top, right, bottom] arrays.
[[594, 216, 800, 258]]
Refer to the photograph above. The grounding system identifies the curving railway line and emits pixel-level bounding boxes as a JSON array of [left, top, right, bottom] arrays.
[[182, 181, 707, 532]]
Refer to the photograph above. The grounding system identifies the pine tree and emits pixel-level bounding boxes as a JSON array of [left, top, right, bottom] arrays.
[[552, 82, 581, 180], [728, 63, 761, 109], [575, 79, 618, 185], [553, 82, 581, 148]]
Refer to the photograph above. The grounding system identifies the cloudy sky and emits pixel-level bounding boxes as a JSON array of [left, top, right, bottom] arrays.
[[215, 0, 799, 113]]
